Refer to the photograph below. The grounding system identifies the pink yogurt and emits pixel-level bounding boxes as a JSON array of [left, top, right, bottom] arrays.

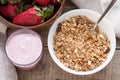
[[5, 29, 43, 70]]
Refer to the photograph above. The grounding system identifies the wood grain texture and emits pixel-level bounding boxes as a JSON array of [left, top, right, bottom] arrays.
[[116, 38, 120, 49]]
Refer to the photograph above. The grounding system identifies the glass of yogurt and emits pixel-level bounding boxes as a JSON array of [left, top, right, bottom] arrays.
[[5, 29, 43, 70]]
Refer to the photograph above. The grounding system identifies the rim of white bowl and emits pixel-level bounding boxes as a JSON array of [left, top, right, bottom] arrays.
[[48, 9, 116, 75]]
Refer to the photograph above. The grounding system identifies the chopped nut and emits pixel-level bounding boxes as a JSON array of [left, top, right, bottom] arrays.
[[88, 61, 92, 65], [53, 15, 110, 71]]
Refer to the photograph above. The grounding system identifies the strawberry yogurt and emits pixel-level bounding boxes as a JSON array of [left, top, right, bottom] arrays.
[[5, 29, 43, 70]]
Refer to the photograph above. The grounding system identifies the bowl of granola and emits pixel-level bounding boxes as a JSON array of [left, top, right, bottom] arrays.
[[48, 9, 116, 75], [0, 0, 66, 30]]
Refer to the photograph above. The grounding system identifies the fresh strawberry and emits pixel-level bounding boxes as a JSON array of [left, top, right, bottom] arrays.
[[0, 3, 18, 19], [50, 0, 62, 5], [7, 0, 21, 4], [13, 7, 43, 26], [34, 0, 50, 6]]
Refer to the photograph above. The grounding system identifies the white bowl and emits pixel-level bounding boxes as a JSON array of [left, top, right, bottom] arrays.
[[48, 9, 116, 75]]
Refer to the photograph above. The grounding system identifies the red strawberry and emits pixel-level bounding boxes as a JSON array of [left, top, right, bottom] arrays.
[[34, 0, 50, 6], [50, 0, 62, 5], [13, 7, 43, 26], [0, 3, 18, 19]]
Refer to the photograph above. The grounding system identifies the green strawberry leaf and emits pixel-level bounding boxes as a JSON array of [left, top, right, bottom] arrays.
[[0, 0, 7, 4], [36, 10, 44, 16], [16, 3, 24, 14], [16, 3, 32, 14], [34, 5, 45, 18], [42, 5, 54, 19], [34, 5, 41, 11], [33, 5, 54, 23]]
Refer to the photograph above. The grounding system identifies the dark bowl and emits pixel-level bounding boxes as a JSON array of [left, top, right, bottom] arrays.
[[0, 0, 66, 30]]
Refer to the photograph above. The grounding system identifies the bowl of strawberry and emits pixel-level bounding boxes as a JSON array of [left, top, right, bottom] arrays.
[[0, 0, 66, 30]]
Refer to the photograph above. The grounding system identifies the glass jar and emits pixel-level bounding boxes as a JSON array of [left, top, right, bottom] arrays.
[[5, 29, 43, 70]]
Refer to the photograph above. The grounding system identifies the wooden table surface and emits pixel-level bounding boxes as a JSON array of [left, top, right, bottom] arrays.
[[7, 0, 120, 80]]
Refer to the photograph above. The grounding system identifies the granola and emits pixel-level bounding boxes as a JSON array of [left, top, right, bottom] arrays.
[[53, 15, 110, 71]]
